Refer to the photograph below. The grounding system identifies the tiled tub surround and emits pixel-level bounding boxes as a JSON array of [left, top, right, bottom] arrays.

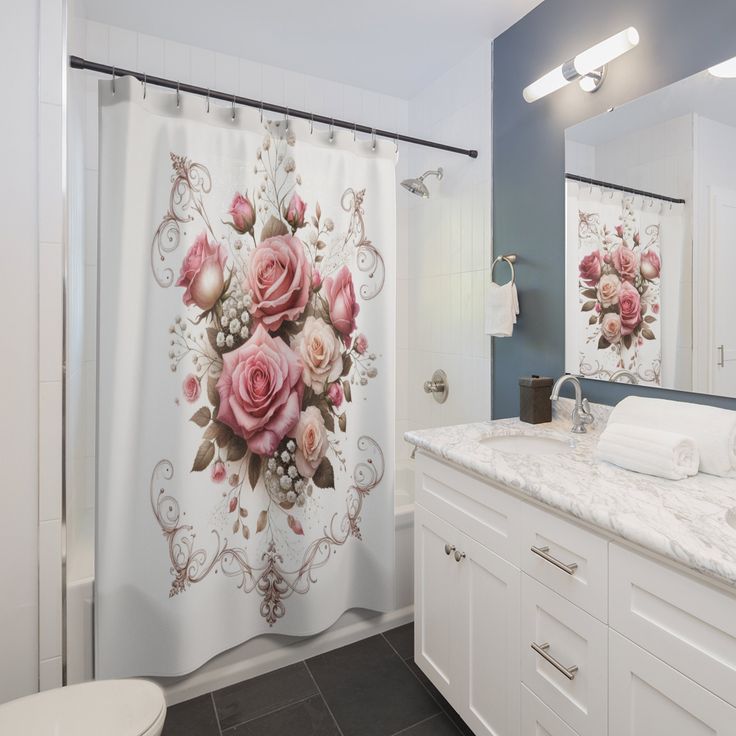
[[405, 398, 736, 587]]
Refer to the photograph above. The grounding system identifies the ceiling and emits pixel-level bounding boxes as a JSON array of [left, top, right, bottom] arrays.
[[81, 0, 542, 98]]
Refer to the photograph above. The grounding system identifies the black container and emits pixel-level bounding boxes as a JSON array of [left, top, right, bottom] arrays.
[[519, 375, 553, 424]]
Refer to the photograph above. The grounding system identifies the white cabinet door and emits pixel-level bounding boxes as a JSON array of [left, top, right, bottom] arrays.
[[460, 531, 521, 736], [610, 630, 736, 736], [521, 685, 579, 736], [414, 505, 464, 701]]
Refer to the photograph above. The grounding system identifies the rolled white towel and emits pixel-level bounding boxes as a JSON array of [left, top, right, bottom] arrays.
[[608, 396, 736, 478], [596, 423, 699, 480]]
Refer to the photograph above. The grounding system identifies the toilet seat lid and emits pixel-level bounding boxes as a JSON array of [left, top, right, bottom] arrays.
[[0, 679, 166, 736]]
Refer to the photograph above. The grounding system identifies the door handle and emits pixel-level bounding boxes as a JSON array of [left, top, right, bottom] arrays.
[[530, 545, 578, 575], [444, 544, 456, 556], [531, 642, 579, 680]]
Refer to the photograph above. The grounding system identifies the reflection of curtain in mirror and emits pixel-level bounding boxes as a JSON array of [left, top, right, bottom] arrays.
[[565, 181, 686, 387]]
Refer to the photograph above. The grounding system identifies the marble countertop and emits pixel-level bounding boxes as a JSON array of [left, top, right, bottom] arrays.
[[404, 399, 736, 588]]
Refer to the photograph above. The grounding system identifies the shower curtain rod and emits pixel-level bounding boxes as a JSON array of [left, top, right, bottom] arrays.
[[69, 55, 479, 159], [565, 173, 686, 205]]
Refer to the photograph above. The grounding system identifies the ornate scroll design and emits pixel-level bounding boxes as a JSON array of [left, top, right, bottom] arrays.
[[150, 436, 385, 623], [151, 154, 213, 287], [341, 188, 385, 299], [578, 355, 662, 385]]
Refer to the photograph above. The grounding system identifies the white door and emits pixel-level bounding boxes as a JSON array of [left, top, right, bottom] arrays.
[[710, 187, 736, 396], [609, 630, 736, 736], [460, 531, 521, 736], [414, 505, 464, 701]]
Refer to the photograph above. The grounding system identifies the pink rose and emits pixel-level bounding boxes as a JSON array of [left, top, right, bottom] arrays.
[[601, 313, 621, 344], [597, 274, 621, 308], [578, 250, 602, 286], [618, 281, 642, 335], [248, 235, 311, 331], [176, 232, 227, 311], [293, 316, 343, 393], [324, 266, 360, 346], [611, 246, 640, 282], [327, 382, 344, 408], [615, 224, 624, 239], [211, 461, 226, 483], [228, 192, 256, 235], [285, 193, 307, 230], [216, 324, 304, 456], [294, 406, 328, 479], [640, 250, 661, 280], [312, 270, 322, 290], [354, 334, 368, 355], [182, 374, 200, 403]]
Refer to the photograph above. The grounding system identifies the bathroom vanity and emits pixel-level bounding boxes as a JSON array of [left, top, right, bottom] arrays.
[[406, 401, 736, 736]]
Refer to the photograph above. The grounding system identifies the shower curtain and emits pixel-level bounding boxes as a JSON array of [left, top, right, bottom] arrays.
[[565, 180, 687, 388], [96, 77, 396, 678]]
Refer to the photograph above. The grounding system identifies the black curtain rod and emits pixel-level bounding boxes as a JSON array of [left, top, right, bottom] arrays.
[[565, 173, 686, 205], [69, 55, 478, 159]]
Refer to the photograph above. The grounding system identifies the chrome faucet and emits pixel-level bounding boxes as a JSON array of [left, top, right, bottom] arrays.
[[610, 368, 638, 384], [550, 374, 594, 434]]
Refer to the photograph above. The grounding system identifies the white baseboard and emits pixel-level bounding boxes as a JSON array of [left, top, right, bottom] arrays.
[[160, 605, 414, 706]]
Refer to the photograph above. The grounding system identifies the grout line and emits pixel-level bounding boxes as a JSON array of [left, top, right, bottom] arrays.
[[210, 692, 224, 736], [380, 631, 409, 661], [389, 713, 440, 736], [215, 690, 321, 733], [303, 660, 346, 736]]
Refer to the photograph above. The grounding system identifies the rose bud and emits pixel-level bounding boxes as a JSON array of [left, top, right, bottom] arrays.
[[284, 193, 307, 230], [640, 250, 661, 280], [228, 192, 256, 234]]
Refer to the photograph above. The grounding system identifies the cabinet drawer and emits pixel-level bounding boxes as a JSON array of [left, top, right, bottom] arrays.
[[521, 574, 607, 736], [521, 685, 579, 736], [610, 543, 736, 708], [416, 454, 520, 565], [610, 629, 736, 735], [522, 503, 608, 622]]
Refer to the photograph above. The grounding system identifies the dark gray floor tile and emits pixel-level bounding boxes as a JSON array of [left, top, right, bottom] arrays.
[[213, 662, 318, 730], [227, 695, 340, 736], [398, 713, 462, 736], [162, 694, 220, 736], [383, 623, 414, 660], [306, 635, 439, 736], [405, 660, 473, 736]]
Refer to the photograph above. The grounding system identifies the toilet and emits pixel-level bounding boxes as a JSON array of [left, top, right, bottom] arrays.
[[0, 679, 166, 735]]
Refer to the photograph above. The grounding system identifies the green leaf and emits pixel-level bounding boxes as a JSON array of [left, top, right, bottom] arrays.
[[597, 335, 610, 350], [623, 334, 633, 350], [256, 509, 268, 533], [641, 327, 656, 340], [260, 215, 288, 241], [247, 453, 262, 490], [313, 457, 335, 489], [589, 314, 598, 325], [342, 380, 352, 403], [644, 315, 656, 324], [204, 420, 233, 447], [207, 375, 220, 414], [338, 412, 347, 433], [580, 288, 597, 299], [227, 436, 247, 462], [341, 354, 353, 377], [581, 300, 597, 312], [192, 440, 215, 472], [190, 406, 211, 427]]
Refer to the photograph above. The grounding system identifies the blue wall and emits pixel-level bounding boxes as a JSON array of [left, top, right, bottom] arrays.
[[492, 0, 736, 417]]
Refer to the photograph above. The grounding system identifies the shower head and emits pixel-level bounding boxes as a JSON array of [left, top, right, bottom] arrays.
[[400, 168, 443, 198]]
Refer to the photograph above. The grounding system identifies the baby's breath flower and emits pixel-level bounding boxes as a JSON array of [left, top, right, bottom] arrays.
[[225, 334, 234, 348], [280, 475, 292, 490]]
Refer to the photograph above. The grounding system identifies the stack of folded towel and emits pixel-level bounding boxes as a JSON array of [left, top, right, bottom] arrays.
[[596, 396, 736, 480]]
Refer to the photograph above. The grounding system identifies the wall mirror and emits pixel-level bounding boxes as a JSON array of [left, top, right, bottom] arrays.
[[564, 56, 736, 398]]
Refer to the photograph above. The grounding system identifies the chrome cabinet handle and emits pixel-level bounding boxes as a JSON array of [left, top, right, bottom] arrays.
[[718, 345, 726, 368], [444, 544, 456, 556], [454, 550, 466, 562], [530, 545, 578, 575], [531, 642, 579, 680]]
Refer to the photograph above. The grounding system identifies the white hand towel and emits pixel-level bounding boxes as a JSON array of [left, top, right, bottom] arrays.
[[608, 396, 736, 478], [485, 282, 519, 337], [596, 422, 699, 480]]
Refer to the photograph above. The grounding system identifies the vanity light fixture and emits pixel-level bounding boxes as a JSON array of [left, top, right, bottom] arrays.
[[523, 27, 640, 103], [708, 56, 736, 78]]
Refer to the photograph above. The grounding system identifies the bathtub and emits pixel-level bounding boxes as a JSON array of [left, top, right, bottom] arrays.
[[66, 461, 416, 703]]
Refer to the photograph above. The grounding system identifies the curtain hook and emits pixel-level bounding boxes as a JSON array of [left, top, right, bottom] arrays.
[[260, 101, 264, 123], [142, 73, 147, 99], [329, 119, 334, 143], [111, 66, 116, 95], [395, 131, 399, 154], [206, 89, 210, 114], [310, 112, 314, 135], [353, 123, 357, 142], [231, 94, 236, 121], [371, 128, 377, 152], [176, 81, 180, 108], [285, 107, 289, 130]]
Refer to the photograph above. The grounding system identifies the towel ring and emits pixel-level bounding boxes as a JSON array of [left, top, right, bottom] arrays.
[[491, 254, 517, 285]]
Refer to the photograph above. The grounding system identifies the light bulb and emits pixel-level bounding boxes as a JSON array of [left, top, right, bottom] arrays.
[[522, 65, 568, 104], [709, 56, 736, 78], [574, 27, 640, 77]]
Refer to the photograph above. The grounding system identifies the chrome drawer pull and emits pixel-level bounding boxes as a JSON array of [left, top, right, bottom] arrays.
[[531, 545, 578, 575], [444, 544, 456, 556], [531, 642, 579, 680]]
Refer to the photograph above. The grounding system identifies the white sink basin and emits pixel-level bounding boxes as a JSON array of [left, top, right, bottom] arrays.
[[478, 434, 573, 456]]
